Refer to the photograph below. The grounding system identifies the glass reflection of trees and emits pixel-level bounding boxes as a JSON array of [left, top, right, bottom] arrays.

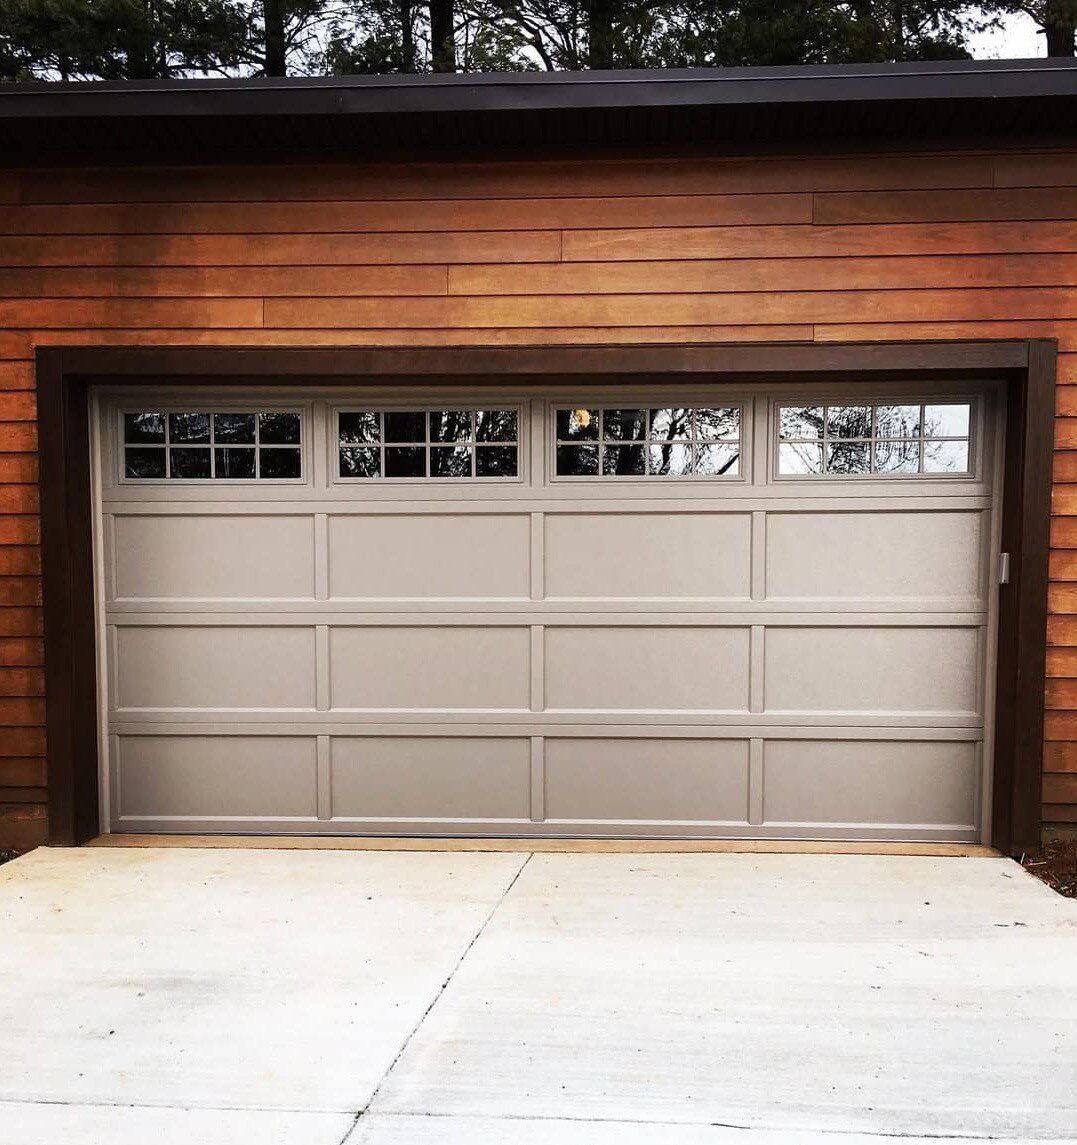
[[555, 406, 740, 478], [777, 401, 971, 477]]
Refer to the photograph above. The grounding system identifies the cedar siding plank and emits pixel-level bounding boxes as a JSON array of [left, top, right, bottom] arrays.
[[0, 193, 812, 234], [452, 254, 1077, 296], [265, 289, 1075, 330], [813, 188, 1077, 225], [11, 154, 1000, 204], [5, 146, 1077, 843], [564, 222, 1077, 262], [0, 232, 561, 267]]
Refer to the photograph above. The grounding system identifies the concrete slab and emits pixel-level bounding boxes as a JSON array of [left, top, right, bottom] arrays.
[[346, 1112, 1076, 1145], [0, 847, 525, 1113], [0, 1102, 355, 1145], [371, 854, 1077, 1140]]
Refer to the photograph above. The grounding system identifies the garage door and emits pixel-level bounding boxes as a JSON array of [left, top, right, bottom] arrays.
[[93, 382, 1001, 842]]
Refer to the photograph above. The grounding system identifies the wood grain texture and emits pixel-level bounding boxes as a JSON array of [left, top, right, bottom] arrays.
[[4, 145, 1077, 844]]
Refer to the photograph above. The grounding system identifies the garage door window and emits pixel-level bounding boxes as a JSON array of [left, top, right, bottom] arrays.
[[337, 408, 519, 479], [554, 406, 741, 478], [122, 411, 302, 480], [776, 400, 972, 477]]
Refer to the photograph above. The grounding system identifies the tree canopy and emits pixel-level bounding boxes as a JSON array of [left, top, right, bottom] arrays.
[[0, 0, 1067, 81]]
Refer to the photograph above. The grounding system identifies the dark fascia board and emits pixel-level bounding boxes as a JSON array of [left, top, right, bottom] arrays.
[[2, 59, 1076, 119]]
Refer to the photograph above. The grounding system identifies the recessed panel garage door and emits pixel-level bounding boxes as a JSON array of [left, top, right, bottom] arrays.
[[94, 382, 1001, 841]]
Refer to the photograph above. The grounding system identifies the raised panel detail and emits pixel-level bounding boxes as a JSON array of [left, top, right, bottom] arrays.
[[115, 626, 316, 710], [330, 626, 530, 710], [763, 740, 978, 826], [545, 626, 750, 711], [328, 513, 530, 599], [764, 627, 980, 714], [113, 514, 315, 600], [117, 735, 317, 818], [331, 736, 530, 819], [545, 512, 751, 598], [544, 738, 750, 822], [766, 511, 982, 600]]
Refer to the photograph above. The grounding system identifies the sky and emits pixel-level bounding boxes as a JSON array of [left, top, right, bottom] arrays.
[[970, 10, 1044, 58]]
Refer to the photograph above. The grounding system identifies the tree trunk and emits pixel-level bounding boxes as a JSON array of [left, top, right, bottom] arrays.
[[429, 0, 455, 72], [1045, 21, 1076, 57], [585, 0, 615, 69], [264, 0, 287, 76], [399, 0, 416, 71]]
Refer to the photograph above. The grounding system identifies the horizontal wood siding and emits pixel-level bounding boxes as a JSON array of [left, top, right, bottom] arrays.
[[1, 147, 1075, 846]]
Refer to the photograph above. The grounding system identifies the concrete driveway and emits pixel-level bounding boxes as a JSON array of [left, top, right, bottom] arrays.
[[0, 847, 1074, 1145]]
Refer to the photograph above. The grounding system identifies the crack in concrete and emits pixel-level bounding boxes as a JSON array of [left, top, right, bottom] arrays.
[[340, 852, 534, 1145]]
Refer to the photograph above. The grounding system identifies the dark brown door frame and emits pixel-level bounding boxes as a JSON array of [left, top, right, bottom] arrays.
[[36, 340, 1056, 853]]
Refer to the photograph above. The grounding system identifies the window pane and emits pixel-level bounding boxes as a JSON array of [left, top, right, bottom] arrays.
[[779, 406, 823, 440], [214, 447, 255, 478], [431, 411, 472, 443], [259, 412, 301, 445], [125, 447, 165, 478], [826, 440, 870, 474], [169, 413, 210, 444], [875, 404, 921, 438], [827, 405, 872, 440], [648, 408, 691, 442], [696, 407, 740, 442], [339, 411, 380, 444], [556, 444, 599, 475], [603, 409, 645, 441], [874, 440, 920, 474], [556, 408, 598, 441], [340, 446, 380, 478], [603, 443, 646, 475], [476, 409, 517, 442], [431, 445, 472, 477], [260, 448, 301, 479], [170, 447, 211, 478], [124, 412, 165, 444], [648, 442, 692, 476], [384, 411, 426, 443], [778, 442, 823, 474], [385, 446, 426, 477], [476, 446, 517, 477], [924, 403, 970, 438], [696, 443, 739, 476], [923, 440, 970, 473], [214, 413, 255, 444]]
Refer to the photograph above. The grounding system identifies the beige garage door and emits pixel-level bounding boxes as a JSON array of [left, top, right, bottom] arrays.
[[93, 381, 1001, 842]]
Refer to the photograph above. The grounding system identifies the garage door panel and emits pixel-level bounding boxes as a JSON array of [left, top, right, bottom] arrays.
[[331, 736, 530, 819], [764, 627, 981, 715], [762, 739, 979, 827], [544, 512, 751, 599], [544, 738, 749, 822], [765, 511, 983, 602], [329, 626, 530, 710], [545, 626, 750, 712], [113, 514, 316, 601], [116, 735, 317, 818], [114, 626, 316, 710], [328, 514, 530, 599], [97, 388, 998, 841]]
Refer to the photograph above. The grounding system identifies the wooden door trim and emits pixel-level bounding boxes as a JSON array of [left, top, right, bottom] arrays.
[[37, 340, 1053, 852]]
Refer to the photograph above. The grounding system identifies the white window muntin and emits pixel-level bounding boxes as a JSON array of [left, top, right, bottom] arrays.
[[773, 397, 978, 479], [550, 404, 744, 481], [118, 406, 305, 484], [334, 406, 524, 482]]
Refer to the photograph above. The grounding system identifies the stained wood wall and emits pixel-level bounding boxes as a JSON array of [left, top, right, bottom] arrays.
[[0, 147, 1075, 848]]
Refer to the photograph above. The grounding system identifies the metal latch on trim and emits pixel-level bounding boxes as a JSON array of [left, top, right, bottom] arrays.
[[998, 552, 1011, 586]]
